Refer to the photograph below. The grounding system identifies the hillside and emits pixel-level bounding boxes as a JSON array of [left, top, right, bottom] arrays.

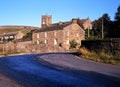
[[0, 25, 39, 34]]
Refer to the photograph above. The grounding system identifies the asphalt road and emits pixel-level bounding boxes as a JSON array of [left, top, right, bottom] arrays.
[[0, 53, 120, 87]]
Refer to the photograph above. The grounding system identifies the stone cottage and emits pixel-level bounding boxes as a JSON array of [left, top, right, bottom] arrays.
[[32, 15, 86, 52], [0, 31, 24, 42]]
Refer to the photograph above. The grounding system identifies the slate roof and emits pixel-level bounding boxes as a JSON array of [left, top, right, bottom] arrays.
[[34, 18, 88, 33], [81, 19, 86, 23], [0, 32, 18, 37], [34, 21, 71, 33]]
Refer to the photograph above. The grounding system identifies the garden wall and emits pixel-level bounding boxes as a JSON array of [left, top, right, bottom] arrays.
[[0, 41, 32, 54]]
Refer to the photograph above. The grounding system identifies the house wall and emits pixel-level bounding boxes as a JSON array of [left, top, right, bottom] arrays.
[[32, 22, 85, 52], [33, 29, 64, 52], [15, 31, 24, 39], [63, 23, 85, 49], [83, 18, 92, 29]]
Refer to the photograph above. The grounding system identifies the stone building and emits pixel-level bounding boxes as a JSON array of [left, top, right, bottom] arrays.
[[81, 18, 92, 29], [0, 31, 24, 42], [41, 15, 52, 28], [32, 15, 86, 52]]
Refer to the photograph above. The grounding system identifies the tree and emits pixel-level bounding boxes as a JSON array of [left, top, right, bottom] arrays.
[[102, 13, 110, 22], [92, 19, 102, 38], [115, 5, 120, 22], [69, 40, 77, 49], [109, 5, 120, 38], [92, 13, 111, 39], [22, 30, 35, 41], [102, 13, 111, 38], [108, 5, 120, 38]]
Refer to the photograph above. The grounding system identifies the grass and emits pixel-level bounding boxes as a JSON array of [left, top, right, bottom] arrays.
[[0, 51, 21, 57], [78, 47, 120, 66]]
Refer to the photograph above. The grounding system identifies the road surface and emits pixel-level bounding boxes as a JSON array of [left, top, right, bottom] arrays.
[[0, 53, 120, 87]]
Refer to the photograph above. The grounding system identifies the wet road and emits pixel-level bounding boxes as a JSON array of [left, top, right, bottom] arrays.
[[0, 53, 120, 87]]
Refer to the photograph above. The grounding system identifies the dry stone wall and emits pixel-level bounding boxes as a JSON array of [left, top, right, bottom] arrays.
[[81, 38, 120, 58]]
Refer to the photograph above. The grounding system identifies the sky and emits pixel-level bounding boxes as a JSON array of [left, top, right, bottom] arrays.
[[0, 0, 120, 27]]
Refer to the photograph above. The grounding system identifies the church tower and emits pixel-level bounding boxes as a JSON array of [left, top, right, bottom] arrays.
[[41, 15, 52, 28]]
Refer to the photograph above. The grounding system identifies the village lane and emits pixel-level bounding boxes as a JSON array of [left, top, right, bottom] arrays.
[[0, 53, 120, 87]]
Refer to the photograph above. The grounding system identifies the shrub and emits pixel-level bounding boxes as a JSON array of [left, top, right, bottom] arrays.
[[69, 40, 77, 49]]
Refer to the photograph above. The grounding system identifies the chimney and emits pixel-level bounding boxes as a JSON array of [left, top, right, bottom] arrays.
[[71, 19, 78, 24], [59, 21, 63, 25]]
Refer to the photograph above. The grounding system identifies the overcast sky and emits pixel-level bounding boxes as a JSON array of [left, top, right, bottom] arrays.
[[0, 0, 120, 27]]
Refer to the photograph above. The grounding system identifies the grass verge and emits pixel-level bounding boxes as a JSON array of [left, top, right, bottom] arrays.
[[78, 47, 120, 66], [0, 51, 21, 57]]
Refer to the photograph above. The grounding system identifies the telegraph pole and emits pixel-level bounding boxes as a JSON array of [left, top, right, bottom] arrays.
[[88, 28, 90, 37]]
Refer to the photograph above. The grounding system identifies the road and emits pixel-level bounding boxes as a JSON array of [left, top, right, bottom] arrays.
[[0, 53, 120, 87]]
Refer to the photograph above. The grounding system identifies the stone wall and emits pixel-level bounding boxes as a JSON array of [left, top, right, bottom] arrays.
[[0, 41, 66, 54], [0, 42, 15, 53], [15, 41, 32, 53], [0, 41, 32, 54], [81, 38, 120, 57]]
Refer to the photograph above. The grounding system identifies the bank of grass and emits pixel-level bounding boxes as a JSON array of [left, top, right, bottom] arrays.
[[0, 51, 21, 57], [78, 47, 120, 66]]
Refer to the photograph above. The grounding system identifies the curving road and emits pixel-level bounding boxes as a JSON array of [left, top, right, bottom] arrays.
[[0, 53, 120, 87]]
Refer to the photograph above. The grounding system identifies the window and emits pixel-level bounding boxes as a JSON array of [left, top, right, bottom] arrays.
[[42, 22, 45, 24], [66, 39, 69, 44], [54, 31, 57, 37], [76, 33, 79, 37], [37, 34, 39, 38], [45, 39, 48, 44], [45, 32, 47, 37], [10, 36, 14, 38], [37, 40, 40, 44], [54, 38, 57, 45], [5, 36, 9, 39], [66, 31, 69, 36]]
